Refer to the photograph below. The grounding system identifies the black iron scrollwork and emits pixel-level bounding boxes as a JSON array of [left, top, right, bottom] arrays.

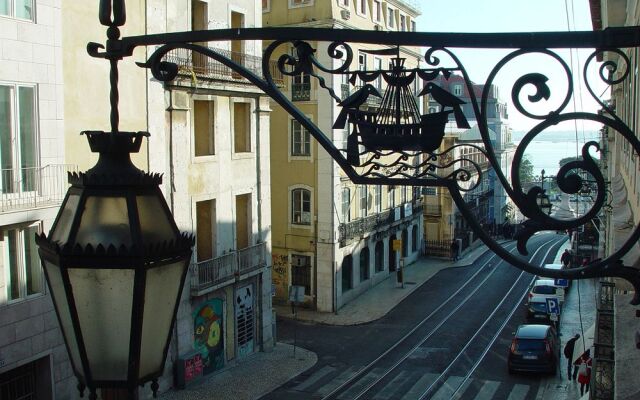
[[87, 26, 640, 302]]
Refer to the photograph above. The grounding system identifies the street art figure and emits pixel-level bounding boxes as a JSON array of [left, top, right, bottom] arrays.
[[193, 299, 224, 374], [236, 285, 255, 358]]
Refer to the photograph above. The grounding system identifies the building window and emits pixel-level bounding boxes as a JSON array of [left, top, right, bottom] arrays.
[[0, 0, 33, 21], [374, 241, 384, 272], [359, 185, 367, 217], [291, 254, 311, 295], [289, 0, 313, 9], [387, 7, 395, 29], [358, 52, 367, 86], [342, 187, 351, 222], [453, 84, 463, 96], [291, 120, 311, 156], [3, 224, 42, 303], [262, 0, 270, 12], [341, 255, 353, 291], [411, 20, 416, 32], [400, 14, 406, 31], [357, 0, 366, 15], [292, 188, 311, 225], [411, 226, 418, 252], [359, 247, 370, 281], [196, 199, 217, 261], [402, 229, 408, 257], [338, 0, 349, 7], [0, 84, 38, 194], [291, 74, 311, 101], [194, 100, 215, 156], [375, 185, 382, 213], [401, 186, 407, 203], [233, 102, 251, 153], [373, 0, 381, 23], [388, 186, 395, 208], [374, 57, 383, 90]]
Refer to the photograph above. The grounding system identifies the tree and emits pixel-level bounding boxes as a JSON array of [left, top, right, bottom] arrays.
[[519, 155, 535, 183]]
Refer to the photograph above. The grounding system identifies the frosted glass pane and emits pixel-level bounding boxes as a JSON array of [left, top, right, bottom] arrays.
[[0, 1, 8, 16], [139, 261, 186, 378], [136, 195, 175, 244], [68, 268, 134, 381], [51, 193, 80, 244], [44, 262, 84, 379], [76, 196, 132, 247]]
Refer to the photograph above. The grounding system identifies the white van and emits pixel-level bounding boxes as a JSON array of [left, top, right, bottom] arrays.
[[527, 278, 565, 305]]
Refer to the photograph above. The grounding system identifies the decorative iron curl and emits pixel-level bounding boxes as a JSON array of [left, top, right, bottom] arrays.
[[584, 48, 630, 118]]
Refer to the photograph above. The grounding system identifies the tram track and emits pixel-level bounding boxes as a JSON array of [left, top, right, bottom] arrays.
[[320, 234, 565, 400]]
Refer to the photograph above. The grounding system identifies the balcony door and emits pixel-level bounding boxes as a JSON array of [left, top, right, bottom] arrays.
[[0, 84, 38, 199], [231, 11, 245, 77]]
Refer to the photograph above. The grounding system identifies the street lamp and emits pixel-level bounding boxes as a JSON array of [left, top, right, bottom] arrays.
[[35, 3, 194, 398], [36, 131, 194, 399]]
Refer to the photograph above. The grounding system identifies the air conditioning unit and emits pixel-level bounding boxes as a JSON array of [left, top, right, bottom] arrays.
[[340, 9, 350, 20], [374, 24, 383, 31]]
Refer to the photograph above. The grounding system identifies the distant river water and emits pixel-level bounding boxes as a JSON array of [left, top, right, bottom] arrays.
[[514, 137, 600, 176]]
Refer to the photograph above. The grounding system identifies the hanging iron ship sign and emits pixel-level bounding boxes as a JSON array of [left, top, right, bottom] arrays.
[[87, 24, 640, 302], [331, 46, 470, 165]]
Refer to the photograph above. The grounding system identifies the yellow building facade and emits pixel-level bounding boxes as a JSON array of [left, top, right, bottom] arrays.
[[264, 0, 424, 312]]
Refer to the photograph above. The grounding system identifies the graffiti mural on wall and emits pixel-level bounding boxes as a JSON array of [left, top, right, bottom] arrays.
[[193, 298, 224, 374], [272, 253, 288, 297]]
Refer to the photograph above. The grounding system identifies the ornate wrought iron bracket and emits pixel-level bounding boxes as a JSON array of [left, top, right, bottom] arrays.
[[89, 0, 640, 303]]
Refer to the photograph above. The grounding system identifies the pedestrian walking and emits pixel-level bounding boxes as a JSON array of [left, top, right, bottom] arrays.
[[560, 249, 572, 268], [574, 349, 592, 395], [450, 240, 459, 261], [563, 334, 580, 379]]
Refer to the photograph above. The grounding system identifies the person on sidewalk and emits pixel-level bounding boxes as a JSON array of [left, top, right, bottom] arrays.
[[450, 240, 459, 261], [563, 334, 580, 379], [574, 349, 592, 395], [560, 249, 572, 268]]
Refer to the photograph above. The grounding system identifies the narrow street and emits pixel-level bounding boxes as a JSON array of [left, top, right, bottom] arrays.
[[263, 234, 568, 400]]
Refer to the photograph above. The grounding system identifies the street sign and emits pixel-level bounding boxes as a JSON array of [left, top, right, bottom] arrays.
[[555, 278, 569, 287], [546, 297, 560, 315], [393, 239, 402, 252], [288, 285, 305, 303]]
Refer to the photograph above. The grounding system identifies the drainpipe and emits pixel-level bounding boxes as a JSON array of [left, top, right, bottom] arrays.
[[254, 95, 266, 351]]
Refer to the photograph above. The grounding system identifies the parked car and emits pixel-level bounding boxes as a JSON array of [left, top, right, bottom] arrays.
[[541, 263, 572, 289], [508, 324, 559, 374], [525, 295, 552, 322], [528, 278, 565, 305]]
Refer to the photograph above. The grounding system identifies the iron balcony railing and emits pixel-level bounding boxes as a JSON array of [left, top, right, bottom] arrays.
[[0, 164, 77, 213], [424, 239, 452, 258], [338, 201, 422, 246], [592, 280, 615, 400], [291, 82, 311, 101], [164, 47, 284, 86], [191, 242, 267, 294]]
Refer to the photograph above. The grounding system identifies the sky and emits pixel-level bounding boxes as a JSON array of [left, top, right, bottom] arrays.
[[415, 0, 607, 133]]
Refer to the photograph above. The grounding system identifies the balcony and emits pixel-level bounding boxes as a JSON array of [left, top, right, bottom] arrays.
[[292, 82, 311, 101], [190, 242, 267, 296], [0, 164, 77, 213], [338, 201, 422, 246], [164, 47, 284, 86]]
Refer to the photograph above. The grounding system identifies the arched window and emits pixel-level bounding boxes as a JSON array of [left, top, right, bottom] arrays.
[[360, 247, 370, 281], [374, 241, 384, 272], [291, 188, 311, 225], [342, 255, 353, 292]]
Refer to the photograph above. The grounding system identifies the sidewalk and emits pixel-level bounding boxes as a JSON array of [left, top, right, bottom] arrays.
[[535, 241, 597, 400]]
